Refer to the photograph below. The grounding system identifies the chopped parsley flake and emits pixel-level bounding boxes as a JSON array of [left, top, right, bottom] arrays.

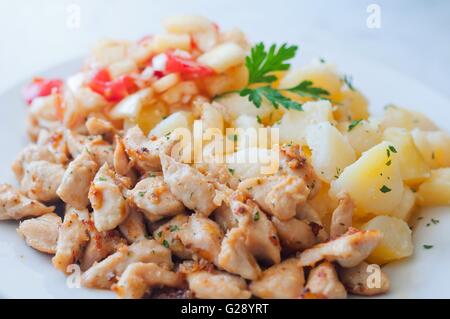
[[380, 185, 391, 193], [98, 176, 107, 182], [253, 211, 260, 221], [423, 244, 433, 249], [385, 159, 392, 166], [228, 168, 235, 175], [138, 191, 145, 197], [228, 134, 238, 142], [348, 119, 362, 131], [256, 115, 262, 124], [169, 225, 180, 232], [162, 240, 170, 248]]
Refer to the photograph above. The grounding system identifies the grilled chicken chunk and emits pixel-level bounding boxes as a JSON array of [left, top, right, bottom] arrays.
[[187, 270, 251, 299], [160, 154, 219, 216], [89, 163, 129, 232], [279, 143, 321, 198], [250, 258, 304, 299], [12, 143, 65, 181], [298, 228, 383, 268], [123, 126, 173, 172], [330, 192, 354, 239], [52, 207, 90, 273], [339, 262, 390, 296], [304, 262, 347, 299], [81, 225, 126, 271], [114, 262, 183, 299], [236, 199, 281, 265], [57, 150, 98, 209], [86, 117, 116, 142], [127, 176, 184, 222], [86, 139, 114, 168], [113, 136, 132, 176], [238, 175, 309, 221], [20, 160, 65, 202], [217, 226, 261, 280], [82, 239, 173, 289], [17, 213, 62, 254], [0, 184, 54, 220], [272, 217, 317, 253], [153, 214, 192, 259], [178, 214, 223, 263], [118, 210, 147, 243]]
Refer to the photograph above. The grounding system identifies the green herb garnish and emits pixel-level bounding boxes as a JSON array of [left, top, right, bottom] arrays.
[[380, 185, 391, 193], [348, 119, 363, 131], [230, 43, 329, 111], [423, 244, 433, 249], [162, 240, 170, 248], [253, 211, 260, 221], [169, 225, 180, 232]]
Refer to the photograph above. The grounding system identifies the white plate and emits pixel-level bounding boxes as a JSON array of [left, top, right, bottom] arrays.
[[0, 51, 449, 299]]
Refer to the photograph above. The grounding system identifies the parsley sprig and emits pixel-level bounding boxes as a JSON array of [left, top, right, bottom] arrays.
[[227, 42, 330, 111]]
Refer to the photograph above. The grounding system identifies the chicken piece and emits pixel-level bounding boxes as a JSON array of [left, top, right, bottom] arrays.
[[86, 117, 116, 142], [339, 262, 390, 296], [160, 154, 218, 216], [113, 136, 132, 176], [123, 126, 174, 172], [187, 270, 251, 299], [153, 214, 192, 259], [217, 226, 261, 280], [80, 223, 126, 271], [304, 262, 347, 299], [52, 207, 90, 273], [118, 210, 147, 243], [279, 143, 321, 198], [57, 150, 98, 209], [238, 175, 309, 221], [89, 164, 129, 232], [236, 199, 281, 265], [127, 176, 184, 222], [272, 217, 317, 253], [212, 203, 238, 232], [296, 203, 329, 242], [178, 214, 223, 263], [36, 130, 70, 165], [250, 258, 304, 299], [298, 228, 383, 268], [114, 262, 183, 299], [82, 239, 173, 289], [196, 161, 240, 190], [0, 184, 54, 220], [64, 130, 101, 158], [86, 138, 114, 167], [12, 144, 64, 181], [330, 192, 354, 239], [20, 160, 65, 202], [17, 213, 62, 254]]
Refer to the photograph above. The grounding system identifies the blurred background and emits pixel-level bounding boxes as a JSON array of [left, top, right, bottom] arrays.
[[0, 0, 449, 97]]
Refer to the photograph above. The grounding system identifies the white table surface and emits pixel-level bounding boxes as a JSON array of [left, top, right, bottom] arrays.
[[0, 0, 449, 98]]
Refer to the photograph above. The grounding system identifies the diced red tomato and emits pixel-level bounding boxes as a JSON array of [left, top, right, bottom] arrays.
[[88, 68, 138, 103], [165, 51, 214, 80], [22, 77, 63, 105]]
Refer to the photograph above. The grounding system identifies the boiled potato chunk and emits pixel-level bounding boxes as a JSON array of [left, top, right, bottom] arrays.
[[345, 120, 382, 155], [149, 111, 193, 137], [411, 129, 450, 169], [389, 187, 416, 222], [278, 62, 342, 101], [201, 103, 224, 133], [275, 100, 334, 145], [362, 216, 413, 265], [306, 122, 356, 182], [337, 88, 369, 121], [417, 168, 450, 206], [214, 93, 273, 123], [379, 105, 438, 131], [383, 128, 430, 185], [234, 115, 263, 150], [330, 142, 404, 216]]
